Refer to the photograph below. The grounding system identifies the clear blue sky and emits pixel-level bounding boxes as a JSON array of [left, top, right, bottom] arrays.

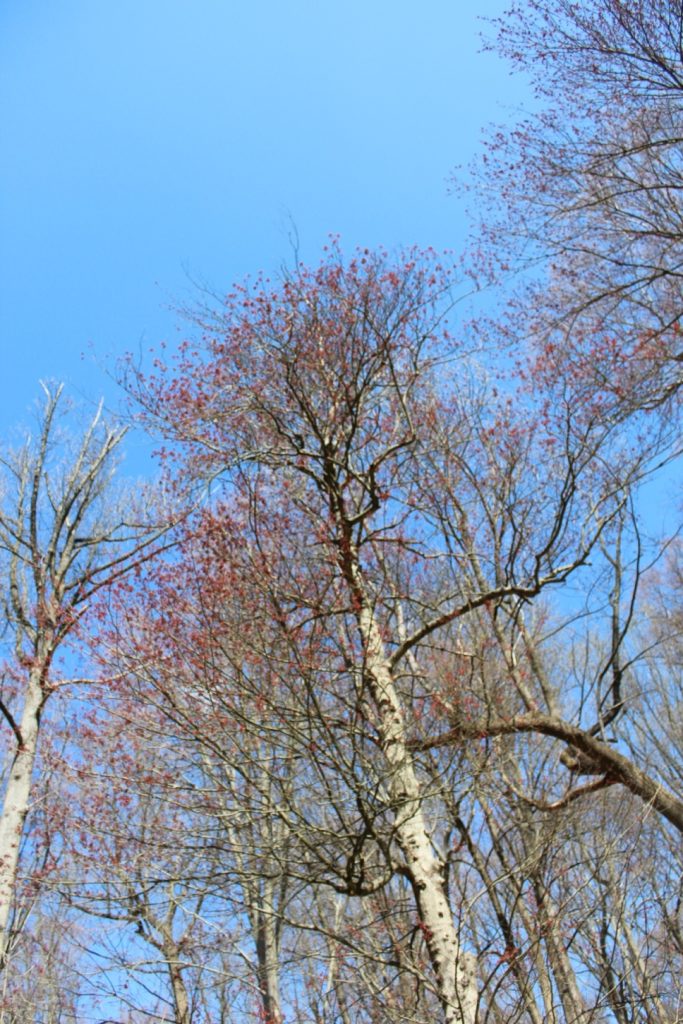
[[1, 1, 526, 455]]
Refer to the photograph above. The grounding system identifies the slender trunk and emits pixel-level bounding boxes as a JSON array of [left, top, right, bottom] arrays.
[[619, 916, 669, 1024], [532, 879, 586, 1024], [225, 765, 284, 1024], [161, 936, 192, 1024], [135, 885, 192, 1024], [149, 913, 191, 1024], [480, 798, 557, 1023], [323, 900, 354, 1024], [0, 669, 45, 967], [597, 916, 630, 1024], [356, 597, 478, 1024], [455, 814, 544, 1024], [254, 877, 282, 1024]]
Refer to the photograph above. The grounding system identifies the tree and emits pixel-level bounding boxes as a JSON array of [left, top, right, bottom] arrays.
[[0, 384, 163, 973], [468, 0, 683, 417], [123, 244, 683, 1022], [57, 668, 271, 1024]]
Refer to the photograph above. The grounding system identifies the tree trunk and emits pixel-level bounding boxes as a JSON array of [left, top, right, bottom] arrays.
[[160, 934, 192, 1024], [532, 880, 585, 1024], [254, 880, 282, 1024], [456, 812, 545, 1024], [0, 669, 44, 967], [357, 596, 478, 1024]]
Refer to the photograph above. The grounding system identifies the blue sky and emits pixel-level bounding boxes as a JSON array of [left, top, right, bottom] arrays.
[[1, 1, 526, 460]]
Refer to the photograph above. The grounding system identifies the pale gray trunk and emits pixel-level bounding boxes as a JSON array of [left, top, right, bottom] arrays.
[[0, 669, 44, 966], [323, 898, 354, 1024], [480, 802, 558, 1022], [253, 877, 282, 1024], [533, 881, 586, 1024], [216, 761, 284, 1024], [618, 915, 669, 1024], [357, 598, 478, 1024], [141, 902, 192, 1024], [517, 903, 558, 1023], [456, 813, 545, 1024], [161, 937, 192, 1024]]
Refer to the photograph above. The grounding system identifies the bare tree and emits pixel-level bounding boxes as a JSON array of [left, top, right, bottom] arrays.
[[0, 384, 164, 972], [467, 0, 683, 418]]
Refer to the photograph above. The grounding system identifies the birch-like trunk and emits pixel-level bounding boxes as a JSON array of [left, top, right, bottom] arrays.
[[0, 669, 45, 966], [356, 596, 478, 1024]]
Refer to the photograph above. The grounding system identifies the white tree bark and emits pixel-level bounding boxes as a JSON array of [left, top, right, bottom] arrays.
[[0, 384, 161, 975], [356, 587, 478, 1024], [0, 669, 45, 965]]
